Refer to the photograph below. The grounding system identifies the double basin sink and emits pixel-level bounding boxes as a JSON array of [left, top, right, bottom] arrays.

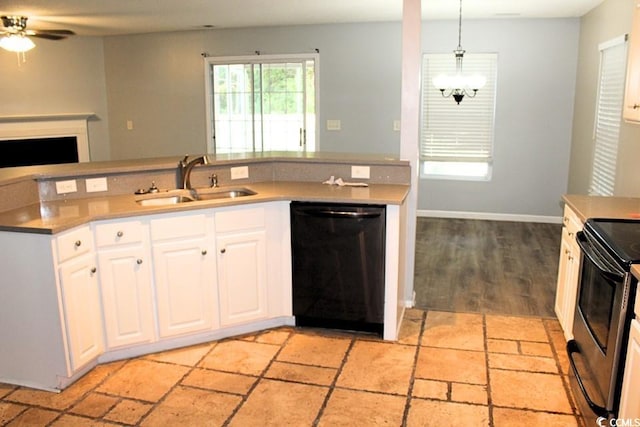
[[135, 187, 256, 207]]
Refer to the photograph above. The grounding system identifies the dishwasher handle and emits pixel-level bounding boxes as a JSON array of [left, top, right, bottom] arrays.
[[302, 209, 383, 219]]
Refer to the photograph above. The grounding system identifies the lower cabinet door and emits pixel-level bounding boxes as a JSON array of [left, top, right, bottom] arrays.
[[619, 318, 640, 419], [58, 253, 104, 372], [98, 246, 155, 349], [153, 237, 217, 338], [217, 230, 268, 326]]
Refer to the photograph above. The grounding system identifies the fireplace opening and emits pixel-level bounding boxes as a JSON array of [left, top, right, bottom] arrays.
[[0, 136, 79, 168]]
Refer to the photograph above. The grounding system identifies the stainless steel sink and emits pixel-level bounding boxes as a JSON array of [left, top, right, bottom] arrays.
[[135, 190, 195, 206], [135, 187, 256, 206], [194, 187, 257, 200]]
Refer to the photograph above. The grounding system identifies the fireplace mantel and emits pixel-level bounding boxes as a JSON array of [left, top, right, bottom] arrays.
[[0, 113, 95, 163]]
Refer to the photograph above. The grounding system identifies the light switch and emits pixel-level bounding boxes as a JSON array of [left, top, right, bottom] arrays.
[[393, 120, 401, 131], [327, 119, 341, 131], [126, 120, 134, 130]]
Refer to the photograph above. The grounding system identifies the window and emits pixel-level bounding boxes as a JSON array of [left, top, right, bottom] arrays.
[[420, 53, 497, 180], [205, 54, 318, 154], [589, 36, 628, 196]]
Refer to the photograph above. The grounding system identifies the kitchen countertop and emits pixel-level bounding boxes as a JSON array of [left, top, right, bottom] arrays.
[[563, 194, 640, 222], [0, 181, 409, 234]]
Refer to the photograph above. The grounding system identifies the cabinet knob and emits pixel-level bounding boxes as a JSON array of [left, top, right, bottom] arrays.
[[633, 104, 640, 110], [136, 259, 143, 265], [220, 248, 226, 254], [74, 240, 82, 247], [117, 231, 124, 237], [201, 249, 208, 255], [568, 232, 574, 237], [90, 267, 97, 274]]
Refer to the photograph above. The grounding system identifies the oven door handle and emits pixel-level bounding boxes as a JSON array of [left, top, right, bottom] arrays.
[[566, 340, 610, 418], [576, 232, 625, 282]]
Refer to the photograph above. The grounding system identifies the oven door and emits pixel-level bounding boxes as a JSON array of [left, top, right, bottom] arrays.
[[568, 231, 633, 421]]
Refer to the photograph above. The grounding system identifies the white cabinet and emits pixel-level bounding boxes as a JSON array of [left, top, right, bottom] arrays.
[[150, 213, 217, 338], [215, 207, 268, 326], [554, 205, 583, 340], [55, 226, 104, 372], [95, 220, 155, 349], [619, 317, 640, 419]]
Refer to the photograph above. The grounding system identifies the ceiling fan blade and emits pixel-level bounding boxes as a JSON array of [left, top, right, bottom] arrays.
[[32, 29, 75, 36], [29, 33, 68, 40]]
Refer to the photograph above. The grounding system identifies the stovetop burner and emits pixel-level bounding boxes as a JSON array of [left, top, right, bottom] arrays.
[[584, 218, 640, 265]]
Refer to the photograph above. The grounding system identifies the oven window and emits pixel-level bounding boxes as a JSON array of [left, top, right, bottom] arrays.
[[578, 261, 616, 352]]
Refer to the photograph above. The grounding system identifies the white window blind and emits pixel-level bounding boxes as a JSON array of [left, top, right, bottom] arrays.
[[590, 36, 628, 196], [420, 53, 497, 165]]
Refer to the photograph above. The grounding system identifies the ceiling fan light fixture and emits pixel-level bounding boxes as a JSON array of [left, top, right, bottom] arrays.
[[0, 33, 35, 52]]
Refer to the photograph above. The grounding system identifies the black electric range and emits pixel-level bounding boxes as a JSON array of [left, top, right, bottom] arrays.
[[582, 218, 640, 268]]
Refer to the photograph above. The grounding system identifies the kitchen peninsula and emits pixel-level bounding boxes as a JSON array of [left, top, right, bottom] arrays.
[[0, 152, 410, 392]]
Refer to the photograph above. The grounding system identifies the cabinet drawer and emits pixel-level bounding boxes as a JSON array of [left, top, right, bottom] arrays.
[[150, 213, 209, 241], [562, 205, 582, 237], [216, 207, 265, 233], [95, 220, 145, 247], [56, 226, 93, 263]]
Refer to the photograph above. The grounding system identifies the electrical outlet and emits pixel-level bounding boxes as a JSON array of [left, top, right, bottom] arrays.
[[126, 120, 134, 130], [351, 165, 370, 179], [55, 180, 78, 194], [231, 166, 249, 180], [86, 177, 108, 193]]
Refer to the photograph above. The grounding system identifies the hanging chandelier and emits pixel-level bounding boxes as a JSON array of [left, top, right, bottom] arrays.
[[433, 0, 486, 104]]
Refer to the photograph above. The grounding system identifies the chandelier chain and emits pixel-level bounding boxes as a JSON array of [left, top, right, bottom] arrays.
[[457, 0, 463, 50]]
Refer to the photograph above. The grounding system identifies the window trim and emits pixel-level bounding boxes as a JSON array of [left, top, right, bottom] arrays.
[[204, 53, 320, 154], [419, 52, 498, 181]]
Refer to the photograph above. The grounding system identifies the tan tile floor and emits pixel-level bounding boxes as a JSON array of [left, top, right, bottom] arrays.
[[0, 309, 581, 426]]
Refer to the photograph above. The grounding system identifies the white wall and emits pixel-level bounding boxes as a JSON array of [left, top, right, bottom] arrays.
[[420, 19, 580, 217], [568, 0, 640, 196], [0, 37, 111, 161]]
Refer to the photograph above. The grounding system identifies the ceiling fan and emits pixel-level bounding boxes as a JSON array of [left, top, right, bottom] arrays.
[[0, 16, 75, 52]]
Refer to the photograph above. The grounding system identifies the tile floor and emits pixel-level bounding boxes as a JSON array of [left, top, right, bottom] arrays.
[[0, 310, 581, 426]]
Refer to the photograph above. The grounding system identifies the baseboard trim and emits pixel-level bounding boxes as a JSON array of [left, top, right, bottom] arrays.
[[417, 209, 562, 224]]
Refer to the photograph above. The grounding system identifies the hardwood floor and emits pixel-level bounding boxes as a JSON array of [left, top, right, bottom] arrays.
[[413, 217, 562, 317]]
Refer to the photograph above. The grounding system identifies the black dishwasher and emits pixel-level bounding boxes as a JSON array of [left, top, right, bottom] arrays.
[[290, 202, 385, 335]]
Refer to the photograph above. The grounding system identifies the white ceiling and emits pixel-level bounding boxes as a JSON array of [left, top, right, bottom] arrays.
[[0, 0, 605, 37]]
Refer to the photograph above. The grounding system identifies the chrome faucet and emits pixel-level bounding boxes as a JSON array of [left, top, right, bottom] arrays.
[[178, 155, 210, 189]]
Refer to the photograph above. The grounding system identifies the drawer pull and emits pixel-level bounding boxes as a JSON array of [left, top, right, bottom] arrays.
[[137, 259, 143, 265], [90, 267, 97, 274], [202, 249, 208, 256], [117, 231, 124, 237], [220, 248, 226, 254], [74, 240, 82, 247]]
